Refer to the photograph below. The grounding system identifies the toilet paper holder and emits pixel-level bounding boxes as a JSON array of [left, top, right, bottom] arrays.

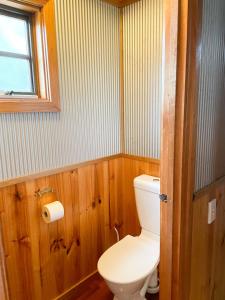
[[35, 187, 54, 198]]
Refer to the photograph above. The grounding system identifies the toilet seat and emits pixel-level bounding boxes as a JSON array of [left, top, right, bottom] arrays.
[[97, 235, 160, 285]]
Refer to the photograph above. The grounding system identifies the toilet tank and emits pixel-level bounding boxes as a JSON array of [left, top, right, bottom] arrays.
[[134, 175, 160, 236]]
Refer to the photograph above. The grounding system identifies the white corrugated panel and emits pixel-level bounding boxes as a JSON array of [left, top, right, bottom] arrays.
[[123, 0, 163, 159], [195, 0, 225, 191], [0, 0, 120, 181]]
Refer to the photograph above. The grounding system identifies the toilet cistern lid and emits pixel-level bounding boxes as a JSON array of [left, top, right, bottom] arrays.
[[134, 175, 160, 194], [97, 235, 160, 284]]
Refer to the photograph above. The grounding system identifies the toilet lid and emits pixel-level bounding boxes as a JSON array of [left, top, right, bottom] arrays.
[[97, 235, 160, 284]]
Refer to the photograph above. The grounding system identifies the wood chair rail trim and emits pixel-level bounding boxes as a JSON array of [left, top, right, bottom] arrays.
[[0, 154, 160, 188], [194, 174, 225, 200], [101, 0, 140, 8]]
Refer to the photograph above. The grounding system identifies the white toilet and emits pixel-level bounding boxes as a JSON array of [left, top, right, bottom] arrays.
[[98, 175, 160, 300]]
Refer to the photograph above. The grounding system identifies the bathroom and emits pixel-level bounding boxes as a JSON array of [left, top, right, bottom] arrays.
[[1, 0, 225, 300]]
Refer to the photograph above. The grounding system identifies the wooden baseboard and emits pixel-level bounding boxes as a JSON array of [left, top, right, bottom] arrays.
[[55, 271, 97, 300]]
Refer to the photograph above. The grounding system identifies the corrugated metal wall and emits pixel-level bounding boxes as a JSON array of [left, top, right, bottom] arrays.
[[195, 0, 225, 191], [123, 0, 163, 159], [0, 0, 120, 181]]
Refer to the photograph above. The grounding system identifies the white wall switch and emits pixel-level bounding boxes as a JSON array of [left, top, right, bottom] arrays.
[[208, 198, 217, 224]]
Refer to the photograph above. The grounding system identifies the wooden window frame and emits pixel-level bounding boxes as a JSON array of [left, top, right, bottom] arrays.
[[0, 0, 60, 113]]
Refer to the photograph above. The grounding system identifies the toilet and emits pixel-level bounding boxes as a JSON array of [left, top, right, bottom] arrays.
[[97, 175, 160, 300]]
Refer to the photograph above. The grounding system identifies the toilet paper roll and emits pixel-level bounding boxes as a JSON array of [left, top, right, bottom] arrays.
[[42, 201, 64, 223]]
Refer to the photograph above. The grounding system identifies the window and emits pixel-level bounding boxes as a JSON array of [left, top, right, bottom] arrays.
[[0, 0, 60, 113], [0, 6, 36, 95]]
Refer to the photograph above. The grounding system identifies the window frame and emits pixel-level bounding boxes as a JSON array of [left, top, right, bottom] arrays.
[[0, 0, 60, 113]]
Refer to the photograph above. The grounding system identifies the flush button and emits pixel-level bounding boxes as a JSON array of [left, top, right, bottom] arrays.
[[153, 178, 160, 181]]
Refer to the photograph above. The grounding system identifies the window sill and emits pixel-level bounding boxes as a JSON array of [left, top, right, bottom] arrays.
[[0, 98, 61, 113], [0, 95, 38, 100]]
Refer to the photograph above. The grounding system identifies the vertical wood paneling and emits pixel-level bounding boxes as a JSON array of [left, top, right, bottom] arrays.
[[123, 0, 163, 159], [0, 161, 115, 300], [0, 156, 160, 299], [190, 180, 225, 300], [195, 0, 225, 191], [0, 0, 120, 182]]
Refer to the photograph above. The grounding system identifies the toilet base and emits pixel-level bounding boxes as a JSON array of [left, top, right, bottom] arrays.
[[113, 293, 146, 300], [113, 293, 147, 300]]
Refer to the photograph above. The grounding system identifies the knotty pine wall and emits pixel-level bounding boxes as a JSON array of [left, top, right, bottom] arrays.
[[190, 178, 225, 300], [0, 156, 160, 300]]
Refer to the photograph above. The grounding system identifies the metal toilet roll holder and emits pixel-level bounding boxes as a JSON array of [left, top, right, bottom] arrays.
[[35, 187, 54, 198]]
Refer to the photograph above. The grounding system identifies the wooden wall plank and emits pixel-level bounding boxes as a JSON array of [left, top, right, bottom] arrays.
[[0, 156, 160, 299], [109, 158, 123, 232], [0, 230, 8, 300], [190, 179, 225, 300]]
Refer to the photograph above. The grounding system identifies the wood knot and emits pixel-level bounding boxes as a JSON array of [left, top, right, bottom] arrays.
[[15, 191, 23, 201], [76, 239, 80, 247], [50, 240, 60, 252], [98, 197, 102, 204], [19, 236, 30, 245], [71, 169, 78, 175], [92, 201, 96, 209], [50, 238, 66, 253], [59, 238, 66, 249]]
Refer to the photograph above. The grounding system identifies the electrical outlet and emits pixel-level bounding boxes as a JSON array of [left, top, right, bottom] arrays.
[[208, 198, 217, 224]]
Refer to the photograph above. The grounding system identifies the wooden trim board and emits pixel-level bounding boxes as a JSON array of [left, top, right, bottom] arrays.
[[0, 154, 160, 188], [0, 154, 123, 188], [54, 271, 97, 300], [159, 0, 179, 298], [194, 174, 225, 200], [171, 0, 203, 299], [123, 154, 160, 165], [159, 0, 203, 299], [101, 0, 140, 8]]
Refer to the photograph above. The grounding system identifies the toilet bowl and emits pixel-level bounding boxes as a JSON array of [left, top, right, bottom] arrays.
[[98, 232, 159, 300], [98, 175, 160, 300]]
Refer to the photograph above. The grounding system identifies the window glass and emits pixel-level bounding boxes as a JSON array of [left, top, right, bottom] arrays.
[[0, 7, 35, 95], [0, 56, 33, 93], [0, 14, 29, 55]]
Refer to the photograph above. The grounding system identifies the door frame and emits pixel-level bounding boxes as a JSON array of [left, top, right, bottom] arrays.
[[160, 0, 203, 299]]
